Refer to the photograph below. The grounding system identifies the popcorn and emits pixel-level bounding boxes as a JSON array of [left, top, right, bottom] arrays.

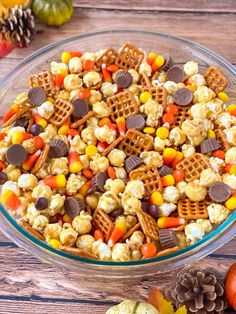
[[146, 113, 161, 127], [181, 119, 207, 146], [124, 180, 145, 199], [207, 203, 230, 224], [44, 223, 62, 242], [222, 173, 236, 190], [86, 116, 99, 128], [199, 168, 221, 187], [101, 82, 118, 98], [140, 151, 163, 168], [48, 158, 69, 175], [79, 155, 90, 169], [140, 99, 162, 116], [159, 203, 176, 216], [98, 191, 120, 214], [154, 137, 171, 151], [69, 135, 86, 154], [81, 127, 97, 145], [181, 144, 195, 159], [32, 184, 53, 200], [163, 186, 181, 203], [25, 203, 41, 225], [104, 178, 126, 195], [189, 74, 206, 86], [55, 90, 70, 101], [22, 138, 37, 154], [18, 174, 38, 190], [59, 223, 78, 247], [111, 243, 130, 262], [72, 211, 92, 234], [3, 165, 21, 181], [48, 194, 65, 215], [115, 215, 137, 230], [164, 81, 178, 95], [206, 99, 223, 119], [14, 92, 28, 105], [37, 101, 54, 119], [83, 71, 101, 88], [209, 157, 225, 173], [39, 124, 57, 143], [51, 61, 68, 75], [127, 231, 144, 251], [185, 180, 207, 202], [68, 57, 82, 74], [94, 125, 116, 144], [193, 86, 215, 103], [169, 127, 186, 146], [108, 149, 126, 167], [88, 90, 102, 105], [92, 239, 111, 260], [225, 147, 236, 164], [81, 52, 96, 62], [128, 84, 141, 96], [66, 174, 86, 195], [0, 141, 9, 160], [121, 193, 141, 215], [139, 62, 152, 77], [32, 215, 49, 233], [63, 74, 83, 91], [190, 103, 209, 119], [76, 234, 95, 253], [2, 181, 20, 196], [224, 126, 236, 145], [183, 61, 198, 77], [185, 222, 205, 244], [114, 167, 127, 179], [196, 219, 212, 233], [85, 193, 100, 210], [215, 112, 236, 129], [93, 101, 111, 118], [90, 154, 109, 174], [128, 69, 139, 83], [35, 164, 49, 179]]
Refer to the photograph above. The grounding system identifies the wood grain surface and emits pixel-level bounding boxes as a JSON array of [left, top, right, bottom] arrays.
[[0, 1, 236, 313]]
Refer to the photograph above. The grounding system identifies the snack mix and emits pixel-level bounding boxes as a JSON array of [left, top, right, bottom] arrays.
[[0, 44, 235, 262]]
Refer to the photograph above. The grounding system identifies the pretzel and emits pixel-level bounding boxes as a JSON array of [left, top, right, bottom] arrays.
[[130, 165, 162, 197], [139, 73, 151, 87], [60, 246, 97, 259], [31, 144, 50, 175], [71, 111, 95, 129], [3, 105, 30, 127], [136, 209, 159, 241], [120, 223, 141, 242], [96, 48, 118, 68], [178, 198, 210, 220], [143, 86, 167, 111], [29, 71, 55, 97], [176, 153, 210, 182], [18, 219, 45, 241], [204, 66, 228, 94], [214, 129, 231, 151], [115, 43, 145, 71], [92, 208, 114, 242], [107, 90, 138, 122], [171, 105, 191, 128], [101, 136, 124, 156], [118, 129, 153, 157], [49, 99, 74, 127]]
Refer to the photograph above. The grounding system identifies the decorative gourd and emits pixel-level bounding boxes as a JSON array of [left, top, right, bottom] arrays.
[[32, 0, 73, 26], [106, 300, 159, 314]]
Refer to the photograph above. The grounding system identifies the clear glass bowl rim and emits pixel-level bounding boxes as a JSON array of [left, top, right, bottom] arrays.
[[0, 29, 235, 271]]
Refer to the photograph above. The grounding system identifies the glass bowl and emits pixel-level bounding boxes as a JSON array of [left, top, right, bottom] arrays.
[[0, 30, 235, 278]]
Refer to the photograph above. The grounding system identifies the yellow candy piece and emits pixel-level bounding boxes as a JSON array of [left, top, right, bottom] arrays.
[[49, 239, 61, 250], [58, 125, 69, 135], [156, 127, 169, 139], [154, 55, 165, 68], [12, 131, 23, 144], [85, 145, 98, 157], [61, 52, 71, 64], [69, 161, 83, 173], [149, 190, 164, 206], [218, 92, 229, 102], [143, 127, 155, 135], [227, 104, 236, 116], [229, 165, 236, 175], [225, 196, 236, 210], [207, 129, 216, 138], [140, 91, 152, 103], [186, 85, 197, 92]]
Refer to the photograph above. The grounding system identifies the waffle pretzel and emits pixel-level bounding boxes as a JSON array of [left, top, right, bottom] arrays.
[[171, 105, 191, 128], [60, 246, 97, 259], [139, 73, 151, 87], [143, 86, 167, 111], [31, 144, 50, 175], [107, 90, 138, 122], [29, 71, 55, 97], [118, 129, 153, 157], [3, 105, 30, 127], [130, 165, 162, 197], [215, 129, 230, 151], [93, 208, 113, 242], [204, 66, 227, 94], [178, 198, 210, 220], [18, 219, 45, 241], [101, 136, 124, 156], [176, 153, 210, 182], [115, 43, 145, 71], [96, 48, 118, 68], [136, 209, 159, 241], [71, 111, 95, 129], [49, 99, 74, 127]]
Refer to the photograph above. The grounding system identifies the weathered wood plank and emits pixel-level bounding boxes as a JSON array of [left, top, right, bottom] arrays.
[[73, 0, 236, 13]]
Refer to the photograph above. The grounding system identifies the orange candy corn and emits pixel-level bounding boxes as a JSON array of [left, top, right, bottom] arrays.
[[0, 160, 6, 170], [161, 174, 175, 187], [108, 221, 127, 247], [163, 148, 177, 165], [58, 119, 70, 135], [102, 64, 112, 83], [43, 174, 67, 188], [2, 104, 19, 123], [171, 151, 184, 169], [68, 149, 83, 173], [79, 180, 91, 196], [116, 117, 126, 136], [94, 229, 104, 242], [106, 64, 118, 72], [32, 110, 47, 128], [147, 52, 157, 65], [67, 128, 80, 137], [97, 141, 109, 152], [12, 131, 32, 144], [1, 190, 21, 211], [22, 150, 41, 171], [157, 217, 185, 229]]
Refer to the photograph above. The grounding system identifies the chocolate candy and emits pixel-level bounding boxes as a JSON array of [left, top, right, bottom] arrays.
[[141, 201, 150, 213], [30, 124, 43, 136], [173, 88, 193, 106], [0, 171, 8, 185], [200, 138, 221, 154], [208, 182, 231, 203], [167, 65, 185, 83], [159, 54, 174, 72], [48, 139, 68, 158], [13, 115, 30, 129], [126, 114, 145, 131], [159, 229, 178, 249], [6, 144, 27, 165], [115, 70, 133, 88], [72, 99, 89, 119], [158, 165, 173, 177], [149, 204, 161, 218], [28, 86, 47, 107], [35, 197, 48, 211], [110, 208, 124, 218], [125, 155, 143, 173], [64, 197, 85, 218], [89, 171, 109, 194]]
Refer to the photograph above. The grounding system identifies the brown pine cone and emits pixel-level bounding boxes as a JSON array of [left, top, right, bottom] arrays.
[[171, 268, 227, 314]]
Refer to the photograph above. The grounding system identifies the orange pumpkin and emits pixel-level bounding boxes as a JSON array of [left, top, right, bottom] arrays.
[[225, 263, 236, 310]]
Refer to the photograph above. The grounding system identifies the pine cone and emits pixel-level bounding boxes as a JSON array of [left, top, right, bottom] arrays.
[[0, 5, 35, 46], [171, 268, 227, 314]]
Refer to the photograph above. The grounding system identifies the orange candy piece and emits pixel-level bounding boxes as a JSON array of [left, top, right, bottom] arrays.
[[43, 174, 67, 188], [0, 133, 6, 140], [68, 149, 83, 173], [116, 117, 126, 136], [227, 104, 236, 117], [108, 221, 127, 247], [54, 73, 65, 88], [166, 104, 179, 116], [173, 169, 185, 182], [0, 160, 6, 170], [1, 190, 21, 211], [158, 217, 185, 229], [34, 136, 44, 149], [2, 104, 19, 123], [162, 113, 175, 124], [171, 151, 184, 169], [141, 242, 157, 258], [161, 174, 175, 187], [22, 150, 41, 171], [83, 59, 94, 71], [102, 64, 112, 83], [78, 89, 91, 99], [212, 149, 225, 160], [107, 166, 116, 179], [106, 64, 118, 72], [163, 148, 177, 165], [82, 169, 94, 179], [79, 181, 91, 196], [97, 141, 109, 152], [94, 229, 104, 242]]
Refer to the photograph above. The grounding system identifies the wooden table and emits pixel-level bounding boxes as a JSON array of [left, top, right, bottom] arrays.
[[0, 1, 236, 313]]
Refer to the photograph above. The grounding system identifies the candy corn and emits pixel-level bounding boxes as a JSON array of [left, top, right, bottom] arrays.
[[43, 174, 67, 188], [68, 149, 83, 173], [67, 129, 80, 137], [106, 64, 118, 72], [149, 191, 164, 206], [2, 104, 19, 123], [97, 141, 109, 153], [102, 64, 112, 83], [58, 120, 70, 135], [34, 136, 44, 149], [1, 190, 21, 211], [22, 150, 41, 171], [116, 117, 126, 136], [157, 217, 185, 229], [161, 174, 175, 187], [171, 151, 184, 169], [108, 221, 127, 246], [0, 160, 6, 170], [147, 52, 157, 65], [12, 131, 31, 144], [94, 229, 104, 242], [32, 109, 47, 128], [163, 148, 177, 165], [151, 55, 165, 72], [79, 181, 91, 196]]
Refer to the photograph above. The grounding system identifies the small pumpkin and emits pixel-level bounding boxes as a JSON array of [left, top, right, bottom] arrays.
[[225, 263, 236, 310], [32, 0, 73, 26], [106, 300, 159, 314]]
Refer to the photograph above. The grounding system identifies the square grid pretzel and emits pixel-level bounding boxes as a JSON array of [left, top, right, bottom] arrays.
[[143, 86, 167, 111], [29, 71, 55, 97], [171, 105, 191, 128], [130, 165, 162, 197], [107, 90, 138, 122], [115, 43, 145, 71], [93, 208, 113, 242], [204, 66, 228, 94], [136, 209, 159, 241], [176, 153, 210, 182], [139, 73, 151, 87], [118, 129, 153, 157], [49, 99, 74, 127], [178, 198, 211, 220], [96, 48, 118, 68]]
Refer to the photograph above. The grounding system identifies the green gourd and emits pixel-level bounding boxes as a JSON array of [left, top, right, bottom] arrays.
[[32, 0, 73, 26]]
